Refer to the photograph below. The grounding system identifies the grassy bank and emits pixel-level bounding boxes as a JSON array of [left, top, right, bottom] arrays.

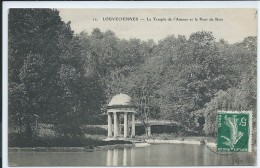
[[9, 134, 132, 148], [136, 133, 216, 143], [9, 132, 216, 148]]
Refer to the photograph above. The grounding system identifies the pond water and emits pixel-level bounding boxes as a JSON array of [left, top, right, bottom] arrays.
[[9, 144, 256, 166]]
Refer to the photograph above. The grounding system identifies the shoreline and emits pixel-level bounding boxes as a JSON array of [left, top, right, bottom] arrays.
[[9, 139, 216, 152], [9, 147, 95, 152], [145, 139, 216, 147], [9, 144, 135, 152]]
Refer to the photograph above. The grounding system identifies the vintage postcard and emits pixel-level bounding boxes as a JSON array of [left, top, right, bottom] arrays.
[[4, 4, 257, 167]]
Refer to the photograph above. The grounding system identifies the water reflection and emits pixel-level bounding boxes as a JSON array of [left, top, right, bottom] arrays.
[[9, 144, 256, 166], [131, 147, 135, 166], [123, 148, 127, 166], [106, 149, 112, 166], [113, 148, 118, 166], [202, 145, 208, 165], [106, 147, 135, 166], [106, 144, 255, 166]]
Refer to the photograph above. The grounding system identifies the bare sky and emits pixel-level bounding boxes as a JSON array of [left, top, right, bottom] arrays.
[[59, 8, 257, 43]]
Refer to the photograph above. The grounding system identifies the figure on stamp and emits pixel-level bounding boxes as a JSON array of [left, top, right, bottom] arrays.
[[221, 115, 243, 149]]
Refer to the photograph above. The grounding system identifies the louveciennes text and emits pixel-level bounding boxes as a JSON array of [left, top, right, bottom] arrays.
[[103, 17, 139, 21]]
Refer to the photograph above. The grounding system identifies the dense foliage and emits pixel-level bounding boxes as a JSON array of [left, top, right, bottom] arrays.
[[8, 9, 105, 142], [9, 9, 256, 144]]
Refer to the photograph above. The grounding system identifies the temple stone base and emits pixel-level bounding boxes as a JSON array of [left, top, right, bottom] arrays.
[[104, 137, 118, 141], [103, 137, 137, 142]]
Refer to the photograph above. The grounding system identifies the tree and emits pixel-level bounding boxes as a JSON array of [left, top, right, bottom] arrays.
[[8, 8, 74, 141], [202, 36, 257, 136], [120, 63, 163, 138], [9, 9, 108, 141], [141, 31, 240, 133], [51, 34, 106, 138]]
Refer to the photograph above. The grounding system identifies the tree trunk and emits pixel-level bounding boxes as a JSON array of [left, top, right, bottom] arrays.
[[144, 126, 148, 139], [25, 124, 33, 145], [144, 125, 151, 139]]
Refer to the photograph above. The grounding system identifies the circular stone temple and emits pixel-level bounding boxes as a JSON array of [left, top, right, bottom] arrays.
[[107, 93, 136, 139]]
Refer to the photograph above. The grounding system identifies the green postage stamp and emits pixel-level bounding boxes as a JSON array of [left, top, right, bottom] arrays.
[[217, 111, 252, 152]]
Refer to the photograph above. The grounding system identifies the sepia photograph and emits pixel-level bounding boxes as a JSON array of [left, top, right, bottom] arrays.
[[4, 5, 257, 167]]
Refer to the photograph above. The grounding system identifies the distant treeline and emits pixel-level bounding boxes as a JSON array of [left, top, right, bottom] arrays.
[[9, 9, 256, 144]]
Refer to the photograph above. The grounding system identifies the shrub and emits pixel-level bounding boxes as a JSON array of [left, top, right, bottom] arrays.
[[82, 126, 107, 135]]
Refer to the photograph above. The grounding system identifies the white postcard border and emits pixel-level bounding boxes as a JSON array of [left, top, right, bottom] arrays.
[[2, 1, 260, 168]]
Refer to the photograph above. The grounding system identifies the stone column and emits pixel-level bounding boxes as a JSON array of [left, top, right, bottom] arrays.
[[124, 113, 128, 138], [117, 113, 120, 136], [114, 112, 118, 138], [107, 113, 112, 138], [118, 118, 121, 136], [131, 113, 135, 138]]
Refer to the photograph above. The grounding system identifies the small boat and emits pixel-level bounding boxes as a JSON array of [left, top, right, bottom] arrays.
[[84, 148, 94, 152], [200, 140, 208, 145], [84, 145, 95, 152]]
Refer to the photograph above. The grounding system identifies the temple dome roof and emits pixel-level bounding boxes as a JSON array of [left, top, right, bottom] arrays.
[[108, 93, 133, 107]]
